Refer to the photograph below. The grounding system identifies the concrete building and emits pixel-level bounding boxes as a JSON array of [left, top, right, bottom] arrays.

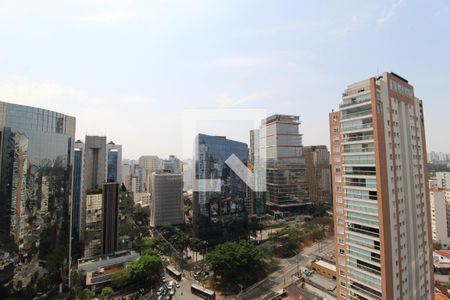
[[436, 172, 450, 189], [77, 250, 139, 290], [102, 183, 119, 255], [0, 101, 75, 295], [83, 183, 120, 257], [75, 136, 122, 257], [430, 189, 450, 248], [133, 192, 151, 207], [304, 145, 332, 204], [163, 155, 182, 174], [84, 193, 103, 257], [150, 171, 184, 227], [330, 72, 433, 299], [260, 114, 309, 216], [138, 155, 163, 193]]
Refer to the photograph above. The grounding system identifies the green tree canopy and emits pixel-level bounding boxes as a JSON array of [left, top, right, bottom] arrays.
[[206, 241, 267, 286], [100, 287, 114, 299]]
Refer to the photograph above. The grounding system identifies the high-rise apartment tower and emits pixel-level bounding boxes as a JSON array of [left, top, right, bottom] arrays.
[[330, 72, 433, 300]]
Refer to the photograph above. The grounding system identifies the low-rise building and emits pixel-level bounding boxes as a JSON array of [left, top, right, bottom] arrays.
[[77, 250, 139, 290], [310, 260, 337, 281]]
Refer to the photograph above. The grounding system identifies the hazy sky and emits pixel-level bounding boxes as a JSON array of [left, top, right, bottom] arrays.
[[0, 0, 449, 159]]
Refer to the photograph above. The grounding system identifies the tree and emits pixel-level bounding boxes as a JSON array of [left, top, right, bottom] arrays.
[[100, 287, 114, 299], [434, 241, 443, 250], [112, 268, 131, 288], [130, 254, 164, 284], [79, 288, 94, 300], [207, 241, 268, 287]]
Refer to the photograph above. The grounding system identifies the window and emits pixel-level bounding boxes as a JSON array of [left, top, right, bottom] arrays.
[[339, 249, 345, 255]]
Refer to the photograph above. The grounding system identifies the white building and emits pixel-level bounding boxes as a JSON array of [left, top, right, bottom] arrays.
[[430, 189, 450, 248], [436, 172, 450, 189], [150, 171, 184, 227]]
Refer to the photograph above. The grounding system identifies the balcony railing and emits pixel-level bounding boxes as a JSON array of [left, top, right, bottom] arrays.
[[342, 123, 373, 132], [345, 182, 377, 189], [344, 170, 376, 176], [343, 147, 375, 154], [342, 135, 374, 143], [340, 95, 371, 108], [343, 159, 375, 165], [341, 109, 372, 120]]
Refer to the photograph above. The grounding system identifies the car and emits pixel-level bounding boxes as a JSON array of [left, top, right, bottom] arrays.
[[169, 289, 175, 295], [175, 282, 180, 288]]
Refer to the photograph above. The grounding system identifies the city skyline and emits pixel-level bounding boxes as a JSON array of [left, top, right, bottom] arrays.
[[0, 0, 449, 159]]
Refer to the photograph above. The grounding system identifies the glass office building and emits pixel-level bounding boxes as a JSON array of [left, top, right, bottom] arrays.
[[193, 134, 248, 243], [0, 102, 75, 297]]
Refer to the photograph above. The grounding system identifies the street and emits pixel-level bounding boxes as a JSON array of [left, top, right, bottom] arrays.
[[233, 237, 335, 300]]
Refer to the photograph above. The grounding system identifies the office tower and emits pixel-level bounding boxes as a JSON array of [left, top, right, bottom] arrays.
[[304, 145, 332, 204], [102, 183, 119, 254], [163, 155, 182, 174], [150, 171, 184, 227], [0, 101, 75, 295], [436, 172, 450, 189], [72, 140, 85, 240], [430, 188, 450, 249], [75, 136, 122, 257], [260, 114, 309, 216], [84, 193, 103, 257], [106, 142, 122, 183], [247, 129, 266, 215], [138, 155, 163, 192], [193, 134, 248, 242], [330, 72, 433, 300]]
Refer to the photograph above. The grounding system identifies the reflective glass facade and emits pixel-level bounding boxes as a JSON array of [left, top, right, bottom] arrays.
[[193, 134, 248, 243], [107, 149, 118, 182], [0, 102, 75, 297]]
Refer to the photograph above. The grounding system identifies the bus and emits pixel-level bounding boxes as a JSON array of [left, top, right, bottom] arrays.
[[165, 265, 182, 281], [190, 283, 216, 300]]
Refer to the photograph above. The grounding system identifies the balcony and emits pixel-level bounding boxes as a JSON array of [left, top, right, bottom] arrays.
[[342, 123, 373, 132], [342, 135, 374, 143], [344, 169, 376, 176], [343, 158, 375, 165], [341, 108, 372, 120], [340, 94, 371, 109], [345, 181, 377, 189]]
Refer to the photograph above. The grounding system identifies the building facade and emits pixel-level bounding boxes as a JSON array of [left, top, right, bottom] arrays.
[[162, 155, 182, 174], [0, 102, 75, 296], [260, 114, 309, 216], [150, 171, 184, 227], [436, 172, 450, 189], [430, 189, 450, 248], [304, 145, 332, 204], [84, 193, 103, 257], [330, 72, 433, 299], [102, 183, 119, 255], [193, 134, 248, 242], [74, 136, 122, 258]]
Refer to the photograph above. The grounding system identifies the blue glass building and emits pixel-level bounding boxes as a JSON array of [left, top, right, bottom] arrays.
[[0, 102, 75, 297], [193, 134, 248, 243]]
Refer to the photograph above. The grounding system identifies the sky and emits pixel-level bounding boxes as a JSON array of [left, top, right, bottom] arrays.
[[0, 0, 449, 159]]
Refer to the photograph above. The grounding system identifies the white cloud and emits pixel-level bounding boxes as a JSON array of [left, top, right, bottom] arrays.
[[217, 92, 272, 108], [377, 0, 406, 26]]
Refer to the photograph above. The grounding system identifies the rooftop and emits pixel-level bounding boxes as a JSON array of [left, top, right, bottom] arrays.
[[313, 260, 336, 272]]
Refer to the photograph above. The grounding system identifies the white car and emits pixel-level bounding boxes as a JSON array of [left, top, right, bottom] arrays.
[[175, 282, 180, 288]]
